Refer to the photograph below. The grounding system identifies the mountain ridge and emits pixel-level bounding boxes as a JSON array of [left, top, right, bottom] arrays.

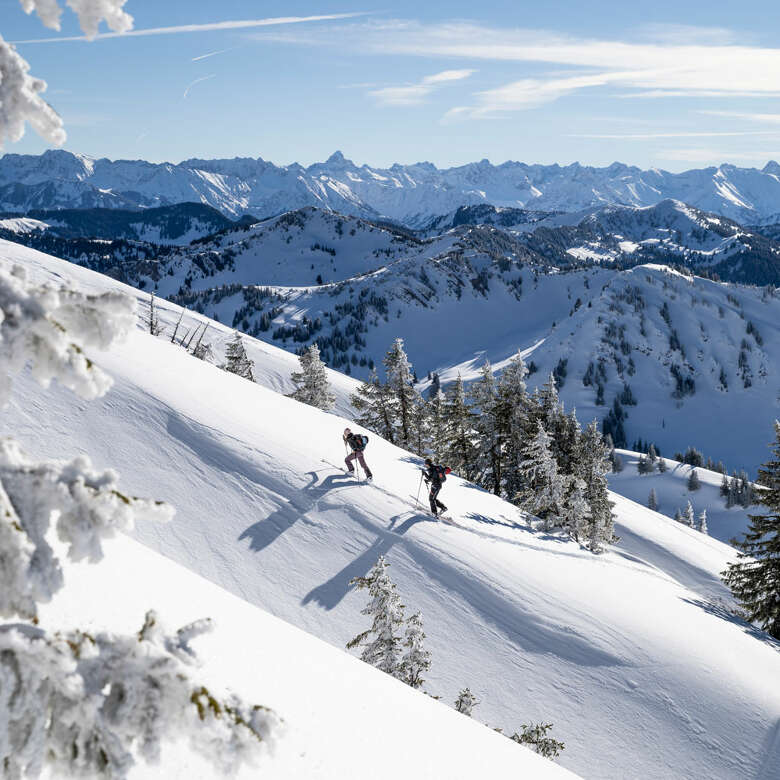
[[4, 149, 780, 226]]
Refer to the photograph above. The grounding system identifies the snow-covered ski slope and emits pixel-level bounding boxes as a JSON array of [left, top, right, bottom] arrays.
[[5, 242, 780, 780], [41, 536, 571, 780], [608, 449, 756, 546]]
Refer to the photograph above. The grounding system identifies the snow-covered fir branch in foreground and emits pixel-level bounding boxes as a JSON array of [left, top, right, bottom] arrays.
[[0, 264, 279, 777]]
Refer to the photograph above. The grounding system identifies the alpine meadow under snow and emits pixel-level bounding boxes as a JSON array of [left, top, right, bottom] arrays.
[[3, 240, 780, 779]]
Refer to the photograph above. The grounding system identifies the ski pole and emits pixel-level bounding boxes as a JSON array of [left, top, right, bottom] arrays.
[[415, 472, 423, 507]]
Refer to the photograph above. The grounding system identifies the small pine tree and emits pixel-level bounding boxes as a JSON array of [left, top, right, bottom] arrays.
[[648, 488, 658, 511], [515, 421, 565, 529], [224, 331, 254, 381], [720, 473, 730, 498], [637, 454, 655, 475], [454, 688, 478, 717], [383, 338, 420, 450], [674, 508, 683, 523], [289, 343, 335, 411], [347, 556, 405, 677], [399, 611, 431, 690], [723, 421, 780, 639], [511, 723, 565, 760], [685, 500, 695, 528], [687, 468, 701, 491], [658, 457, 668, 473], [698, 509, 708, 534], [146, 291, 164, 336], [442, 375, 477, 479]]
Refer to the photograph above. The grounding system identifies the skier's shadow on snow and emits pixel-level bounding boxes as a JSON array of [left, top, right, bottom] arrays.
[[301, 510, 428, 610], [239, 469, 351, 554]]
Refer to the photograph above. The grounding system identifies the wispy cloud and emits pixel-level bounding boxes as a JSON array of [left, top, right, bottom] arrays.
[[656, 148, 780, 163], [570, 130, 780, 140], [369, 69, 475, 106], [192, 47, 235, 62], [701, 110, 780, 124], [251, 19, 780, 118], [12, 13, 369, 44], [183, 74, 216, 99]]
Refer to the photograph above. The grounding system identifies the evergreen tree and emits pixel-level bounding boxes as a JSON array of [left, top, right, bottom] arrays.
[[442, 375, 477, 479], [407, 393, 430, 457], [289, 343, 335, 411], [720, 473, 730, 499], [454, 688, 478, 717], [425, 389, 449, 463], [560, 476, 592, 543], [687, 468, 701, 491], [515, 422, 565, 529], [347, 556, 405, 677], [469, 361, 503, 495], [383, 338, 420, 450], [351, 369, 396, 444], [723, 421, 780, 639], [577, 420, 615, 552], [698, 509, 708, 534], [511, 724, 565, 760], [146, 291, 164, 336], [496, 351, 531, 498], [648, 488, 658, 511], [658, 457, 668, 473], [648, 444, 658, 463], [674, 508, 683, 523], [399, 611, 431, 690], [637, 454, 655, 475], [685, 500, 695, 528], [224, 331, 254, 381]]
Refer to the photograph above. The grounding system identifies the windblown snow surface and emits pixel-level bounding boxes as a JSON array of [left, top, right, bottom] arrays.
[[5, 242, 780, 780]]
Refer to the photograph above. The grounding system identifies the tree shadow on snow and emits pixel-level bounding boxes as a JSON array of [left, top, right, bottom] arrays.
[[681, 597, 780, 650]]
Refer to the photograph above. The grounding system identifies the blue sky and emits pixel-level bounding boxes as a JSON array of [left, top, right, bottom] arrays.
[[4, 0, 780, 170]]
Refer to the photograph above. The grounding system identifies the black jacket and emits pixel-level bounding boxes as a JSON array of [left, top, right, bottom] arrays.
[[345, 433, 366, 452], [423, 463, 443, 486]]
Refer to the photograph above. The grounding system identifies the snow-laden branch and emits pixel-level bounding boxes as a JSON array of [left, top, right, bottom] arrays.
[[0, 37, 66, 147], [0, 264, 136, 404], [19, 0, 133, 39], [0, 437, 174, 621], [0, 612, 278, 779]]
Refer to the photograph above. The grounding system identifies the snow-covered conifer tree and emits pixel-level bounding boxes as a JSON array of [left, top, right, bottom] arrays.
[[351, 368, 396, 444], [0, 265, 277, 777], [698, 509, 709, 534], [577, 420, 615, 553], [658, 457, 668, 473], [425, 389, 448, 462], [454, 688, 478, 717], [469, 361, 503, 495], [442, 375, 477, 480], [289, 343, 335, 411], [495, 351, 530, 497], [224, 331, 254, 382], [685, 500, 696, 527], [399, 611, 431, 690], [648, 488, 658, 511], [687, 468, 701, 491], [723, 421, 780, 639], [560, 476, 592, 543], [516, 421, 565, 529], [511, 723, 565, 760], [347, 556, 405, 677], [720, 473, 730, 498], [383, 338, 420, 450]]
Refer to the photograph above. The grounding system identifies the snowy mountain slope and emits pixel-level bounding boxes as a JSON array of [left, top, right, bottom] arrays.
[[0, 203, 237, 245], [42, 535, 572, 780], [4, 150, 780, 225], [608, 450, 756, 547], [5, 243, 780, 780], [0, 238, 360, 417], [501, 264, 780, 474]]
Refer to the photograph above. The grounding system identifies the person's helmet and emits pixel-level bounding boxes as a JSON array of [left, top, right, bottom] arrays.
[[424, 457, 432, 466], [344, 428, 351, 436]]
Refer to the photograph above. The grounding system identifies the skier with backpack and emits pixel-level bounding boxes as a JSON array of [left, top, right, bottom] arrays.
[[343, 428, 373, 480], [422, 458, 450, 518]]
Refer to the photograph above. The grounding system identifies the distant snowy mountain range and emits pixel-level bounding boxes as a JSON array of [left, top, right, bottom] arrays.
[[3, 149, 780, 226]]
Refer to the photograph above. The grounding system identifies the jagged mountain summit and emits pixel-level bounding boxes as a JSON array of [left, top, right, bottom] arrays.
[[3, 149, 780, 225]]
